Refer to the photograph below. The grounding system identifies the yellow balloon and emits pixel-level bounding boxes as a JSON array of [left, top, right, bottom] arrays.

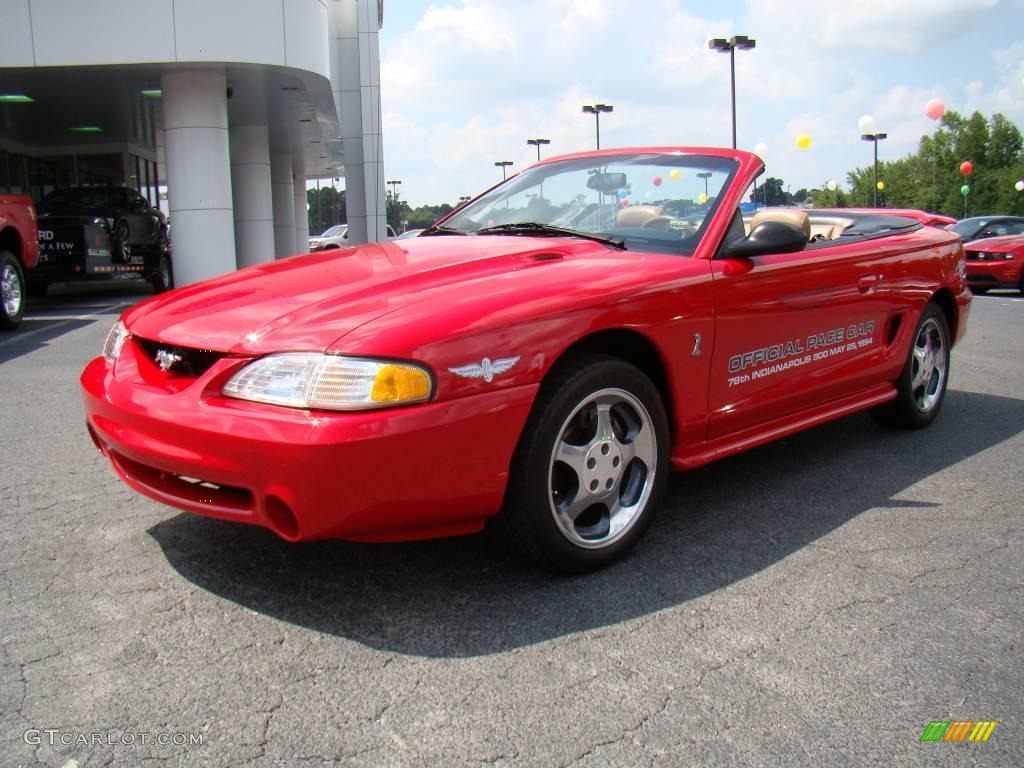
[[698, 192, 709, 204], [876, 181, 885, 191], [796, 134, 812, 150], [669, 169, 682, 182]]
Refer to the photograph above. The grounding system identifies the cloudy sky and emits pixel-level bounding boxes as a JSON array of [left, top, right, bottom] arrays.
[[378, 0, 1024, 207]]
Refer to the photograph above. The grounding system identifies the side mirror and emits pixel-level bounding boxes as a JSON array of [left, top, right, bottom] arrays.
[[719, 221, 807, 259]]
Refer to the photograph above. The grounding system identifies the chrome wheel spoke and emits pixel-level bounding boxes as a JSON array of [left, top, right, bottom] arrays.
[[554, 441, 589, 478]]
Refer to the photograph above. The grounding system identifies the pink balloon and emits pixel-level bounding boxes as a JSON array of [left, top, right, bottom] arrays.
[[621, 199, 630, 207], [925, 98, 945, 120], [960, 161, 973, 176], [652, 175, 663, 186]]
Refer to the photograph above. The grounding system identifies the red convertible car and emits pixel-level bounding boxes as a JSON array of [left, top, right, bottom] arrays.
[[81, 148, 971, 571]]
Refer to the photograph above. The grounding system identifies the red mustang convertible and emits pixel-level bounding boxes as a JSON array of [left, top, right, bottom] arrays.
[[81, 148, 971, 570]]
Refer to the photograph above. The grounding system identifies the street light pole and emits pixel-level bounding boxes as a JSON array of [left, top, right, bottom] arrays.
[[860, 132, 887, 207], [709, 35, 756, 149], [697, 171, 712, 207], [386, 179, 401, 231], [581, 104, 613, 150], [494, 160, 513, 180], [527, 137, 551, 161]]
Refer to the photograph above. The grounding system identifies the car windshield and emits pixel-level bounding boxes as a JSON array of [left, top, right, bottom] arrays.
[[949, 219, 986, 239], [320, 225, 347, 237], [40, 187, 127, 208], [438, 152, 739, 256]]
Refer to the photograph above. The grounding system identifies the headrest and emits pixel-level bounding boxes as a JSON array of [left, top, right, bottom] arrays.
[[616, 205, 664, 228], [750, 208, 810, 240]]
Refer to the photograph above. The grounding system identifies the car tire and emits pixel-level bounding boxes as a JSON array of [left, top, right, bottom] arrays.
[[489, 353, 670, 572], [871, 303, 950, 429], [114, 220, 131, 262], [151, 254, 173, 294], [0, 250, 26, 330]]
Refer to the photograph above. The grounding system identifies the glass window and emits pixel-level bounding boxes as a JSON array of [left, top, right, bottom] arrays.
[[440, 151, 739, 256]]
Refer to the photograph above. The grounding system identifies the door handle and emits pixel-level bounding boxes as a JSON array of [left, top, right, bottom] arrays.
[[858, 274, 880, 293]]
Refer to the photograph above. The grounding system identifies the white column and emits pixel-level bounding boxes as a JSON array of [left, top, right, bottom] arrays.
[[229, 124, 275, 268], [330, 0, 386, 244], [293, 169, 309, 253], [271, 152, 295, 259], [161, 69, 235, 285]]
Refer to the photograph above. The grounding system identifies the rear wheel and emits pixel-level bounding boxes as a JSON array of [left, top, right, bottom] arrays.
[[114, 220, 131, 262], [151, 254, 173, 294], [490, 354, 669, 571], [0, 251, 25, 330], [871, 303, 950, 429]]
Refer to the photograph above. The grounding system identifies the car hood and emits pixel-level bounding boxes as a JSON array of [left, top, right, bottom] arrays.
[[123, 236, 616, 354], [963, 234, 1024, 251]]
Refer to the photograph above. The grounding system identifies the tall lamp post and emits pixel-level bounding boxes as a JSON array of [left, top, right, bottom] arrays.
[[708, 35, 756, 149], [494, 160, 513, 179], [581, 104, 613, 149], [527, 138, 551, 161], [386, 179, 401, 231], [861, 132, 887, 207]]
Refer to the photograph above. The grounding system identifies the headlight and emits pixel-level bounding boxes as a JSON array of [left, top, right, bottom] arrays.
[[222, 353, 433, 410], [102, 320, 129, 364], [996, 252, 1014, 260]]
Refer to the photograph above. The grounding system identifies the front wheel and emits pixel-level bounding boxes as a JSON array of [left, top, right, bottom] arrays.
[[0, 251, 26, 330], [490, 354, 670, 571], [871, 303, 950, 429]]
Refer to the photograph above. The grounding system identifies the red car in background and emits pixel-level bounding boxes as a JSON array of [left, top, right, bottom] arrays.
[[81, 147, 971, 571], [963, 234, 1024, 294]]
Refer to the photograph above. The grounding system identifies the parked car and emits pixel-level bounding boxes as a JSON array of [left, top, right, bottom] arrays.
[[962, 234, 1024, 294], [33, 186, 171, 295], [948, 215, 1024, 243], [308, 223, 397, 251], [81, 147, 970, 571], [0, 194, 39, 329]]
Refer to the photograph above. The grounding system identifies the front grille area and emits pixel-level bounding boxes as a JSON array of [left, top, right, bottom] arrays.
[[135, 337, 225, 377]]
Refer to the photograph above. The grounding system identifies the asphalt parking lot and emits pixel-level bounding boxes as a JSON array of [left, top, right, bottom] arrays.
[[1, 284, 1021, 767]]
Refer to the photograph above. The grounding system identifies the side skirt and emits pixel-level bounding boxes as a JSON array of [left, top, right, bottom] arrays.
[[671, 383, 897, 471]]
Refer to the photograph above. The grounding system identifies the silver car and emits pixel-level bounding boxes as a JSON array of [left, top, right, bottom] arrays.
[[308, 224, 396, 251]]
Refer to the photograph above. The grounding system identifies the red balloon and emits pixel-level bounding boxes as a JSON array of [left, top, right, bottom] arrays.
[[652, 175, 663, 186], [960, 161, 973, 176]]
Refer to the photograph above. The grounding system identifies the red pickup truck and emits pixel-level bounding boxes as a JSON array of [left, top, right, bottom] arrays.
[[0, 194, 38, 330], [81, 147, 972, 571]]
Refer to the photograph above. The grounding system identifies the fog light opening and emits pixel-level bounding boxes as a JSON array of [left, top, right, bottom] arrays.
[[265, 495, 300, 539]]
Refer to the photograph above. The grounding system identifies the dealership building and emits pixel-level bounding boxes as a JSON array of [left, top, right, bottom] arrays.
[[0, 0, 387, 286]]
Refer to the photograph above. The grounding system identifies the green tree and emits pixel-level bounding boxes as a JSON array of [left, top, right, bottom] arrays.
[[843, 111, 1023, 216]]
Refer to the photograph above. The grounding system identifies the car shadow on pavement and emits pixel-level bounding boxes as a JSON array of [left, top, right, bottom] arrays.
[[149, 389, 1023, 658]]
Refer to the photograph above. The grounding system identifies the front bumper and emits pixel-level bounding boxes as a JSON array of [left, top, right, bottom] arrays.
[[81, 341, 537, 542], [966, 259, 1023, 290]]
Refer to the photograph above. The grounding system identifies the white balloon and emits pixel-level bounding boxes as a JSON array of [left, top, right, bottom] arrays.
[[858, 114, 875, 134], [826, 179, 838, 191], [1016, 179, 1024, 192], [754, 142, 768, 156]]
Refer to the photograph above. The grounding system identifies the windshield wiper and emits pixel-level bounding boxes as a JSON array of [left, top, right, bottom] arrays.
[[476, 222, 625, 249], [420, 224, 468, 236]]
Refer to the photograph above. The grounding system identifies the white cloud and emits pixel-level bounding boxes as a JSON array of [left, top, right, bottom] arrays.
[[379, 0, 1019, 206]]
